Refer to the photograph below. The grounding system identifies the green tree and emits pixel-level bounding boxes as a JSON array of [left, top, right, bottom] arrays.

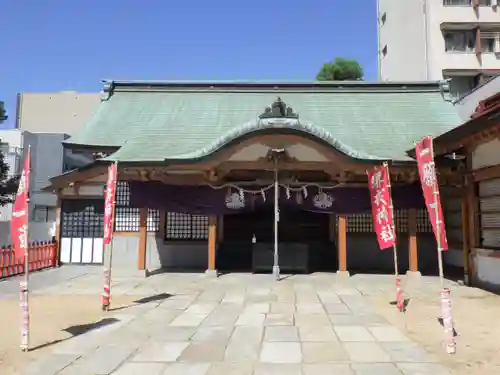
[[0, 101, 19, 205], [0, 151, 19, 206], [316, 57, 364, 81], [0, 101, 7, 123]]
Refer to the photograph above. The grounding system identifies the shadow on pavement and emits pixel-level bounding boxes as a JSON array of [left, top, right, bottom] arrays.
[[29, 317, 120, 351], [109, 292, 173, 312]]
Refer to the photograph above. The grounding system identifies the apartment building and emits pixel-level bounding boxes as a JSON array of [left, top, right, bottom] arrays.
[[0, 91, 100, 222], [377, 0, 500, 98]]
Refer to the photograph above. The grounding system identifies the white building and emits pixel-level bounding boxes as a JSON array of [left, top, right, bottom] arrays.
[[377, 0, 500, 98], [0, 91, 100, 224]]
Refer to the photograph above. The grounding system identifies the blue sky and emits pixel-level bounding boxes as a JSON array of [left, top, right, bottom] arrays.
[[0, 0, 378, 128]]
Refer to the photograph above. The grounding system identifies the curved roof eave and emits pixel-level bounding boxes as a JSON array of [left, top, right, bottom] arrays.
[[164, 118, 386, 162]]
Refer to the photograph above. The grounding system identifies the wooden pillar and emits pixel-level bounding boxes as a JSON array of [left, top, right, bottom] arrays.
[[138, 207, 147, 270], [408, 208, 419, 273], [207, 215, 217, 272], [54, 192, 62, 267], [461, 193, 471, 284], [466, 181, 478, 281], [337, 215, 347, 273], [466, 150, 478, 282]]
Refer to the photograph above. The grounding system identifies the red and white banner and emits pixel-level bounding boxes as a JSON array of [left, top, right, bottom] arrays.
[[367, 165, 396, 250], [11, 150, 31, 261], [103, 163, 117, 245], [415, 137, 448, 251]]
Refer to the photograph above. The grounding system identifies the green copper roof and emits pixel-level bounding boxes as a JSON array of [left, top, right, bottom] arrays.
[[64, 80, 462, 162]]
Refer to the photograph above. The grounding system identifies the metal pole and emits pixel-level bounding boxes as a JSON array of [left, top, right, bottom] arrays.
[[429, 148, 445, 288], [429, 142, 455, 354], [20, 145, 31, 352], [273, 161, 280, 281], [385, 164, 399, 277], [385, 163, 404, 311]]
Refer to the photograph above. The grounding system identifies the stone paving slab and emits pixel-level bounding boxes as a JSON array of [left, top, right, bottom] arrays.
[[13, 271, 457, 375]]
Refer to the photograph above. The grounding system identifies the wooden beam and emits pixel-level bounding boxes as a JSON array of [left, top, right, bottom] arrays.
[[338, 215, 347, 272], [408, 208, 418, 273], [48, 164, 108, 190], [472, 164, 500, 182], [208, 215, 217, 271], [138, 207, 148, 270]]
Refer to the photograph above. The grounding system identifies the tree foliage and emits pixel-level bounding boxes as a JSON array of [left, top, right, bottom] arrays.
[[316, 57, 364, 81], [0, 101, 18, 205], [0, 101, 7, 123], [0, 151, 19, 206]]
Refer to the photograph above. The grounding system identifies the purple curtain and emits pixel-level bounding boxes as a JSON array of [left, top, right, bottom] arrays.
[[128, 181, 425, 215]]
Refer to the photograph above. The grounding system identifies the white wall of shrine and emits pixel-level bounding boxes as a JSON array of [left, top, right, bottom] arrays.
[[472, 139, 500, 170], [471, 139, 500, 291], [228, 142, 329, 162]]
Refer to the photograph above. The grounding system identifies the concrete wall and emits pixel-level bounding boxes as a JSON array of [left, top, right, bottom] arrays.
[[378, 0, 428, 81], [17, 92, 100, 135], [348, 233, 438, 274], [23, 132, 66, 209], [473, 249, 500, 292], [112, 234, 209, 272], [0, 221, 55, 245]]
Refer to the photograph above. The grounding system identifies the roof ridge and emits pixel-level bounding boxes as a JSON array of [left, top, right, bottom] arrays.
[[101, 79, 445, 97]]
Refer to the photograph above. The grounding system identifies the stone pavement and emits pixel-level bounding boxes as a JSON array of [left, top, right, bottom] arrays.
[[0, 266, 99, 299], [17, 271, 456, 375]]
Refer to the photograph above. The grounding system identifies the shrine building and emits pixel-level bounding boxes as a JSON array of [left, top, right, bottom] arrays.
[[44, 80, 465, 277], [422, 89, 500, 290]]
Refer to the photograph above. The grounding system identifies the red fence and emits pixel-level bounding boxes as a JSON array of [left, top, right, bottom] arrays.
[[0, 241, 57, 279]]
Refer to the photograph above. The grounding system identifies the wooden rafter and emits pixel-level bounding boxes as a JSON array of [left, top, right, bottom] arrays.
[[472, 164, 500, 182]]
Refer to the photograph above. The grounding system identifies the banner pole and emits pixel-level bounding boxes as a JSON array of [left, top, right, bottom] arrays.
[[20, 145, 31, 352], [429, 143, 445, 288], [272, 158, 280, 281], [102, 161, 117, 311], [429, 140, 456, 354], [384, 162, 404, 312]]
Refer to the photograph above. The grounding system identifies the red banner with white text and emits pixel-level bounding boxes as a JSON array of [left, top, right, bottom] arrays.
[[103, 163, 117, 245], [415, 136, 448, 251], [367, 164, 396, 250], [11, 150, 31, 261]]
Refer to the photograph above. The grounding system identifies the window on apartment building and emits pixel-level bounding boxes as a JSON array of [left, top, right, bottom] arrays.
[[443, 0, 492, 5], [381, 45, 388, 57], [443, 0, 471, 5], [480, 31, 500, 53], [481, 37, 496, 52], [33, 205, 56, 222], [380, 12, 386, 25], [444, 30, 476, 52]]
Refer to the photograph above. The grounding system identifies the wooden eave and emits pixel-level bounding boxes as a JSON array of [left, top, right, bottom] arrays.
[[42, 163, 108, 192], [406, 110, 500, 158]]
